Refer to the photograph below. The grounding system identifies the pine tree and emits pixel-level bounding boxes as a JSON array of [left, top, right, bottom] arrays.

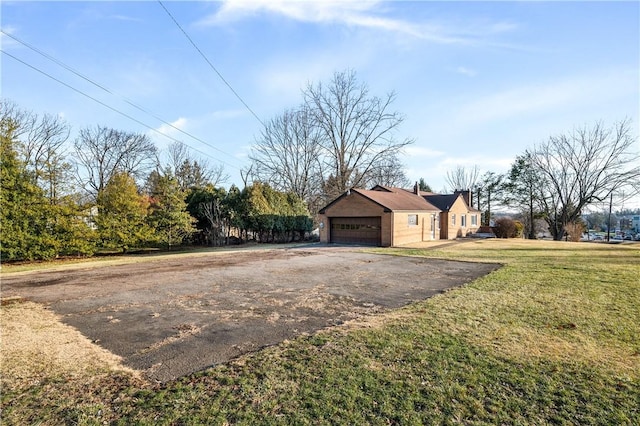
[[95, 172, 153, 253], [146, 170, 194, 249], [0, 118, 57, 260]]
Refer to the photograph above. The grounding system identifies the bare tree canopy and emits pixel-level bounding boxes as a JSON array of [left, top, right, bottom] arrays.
[[1, 100, 73, 200], [529, 119, 640, 240], [358, 153, 411, 189], [166, 141, 229, 190], [74, 125, 157, 197], [303, 70, 413, 200], [250, 106, 322, 202], [445, 165, 480, 192]]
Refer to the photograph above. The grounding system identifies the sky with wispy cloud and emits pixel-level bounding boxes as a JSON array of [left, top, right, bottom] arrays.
[[2, 1, 638, 207]]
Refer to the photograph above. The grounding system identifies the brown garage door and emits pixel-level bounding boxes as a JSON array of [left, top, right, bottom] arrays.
[[330, 217, 381, 246]]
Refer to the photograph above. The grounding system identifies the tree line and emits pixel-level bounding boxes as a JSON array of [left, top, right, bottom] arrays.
[[248, 70, 639, 242], [3, 68, 638, 261], [442, 120, 640, 240], [1, 100, 312, 261]]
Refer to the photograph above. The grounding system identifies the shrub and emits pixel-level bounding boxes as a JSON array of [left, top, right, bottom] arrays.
[[494, 217, 517, 238], [514, 220, 524, 238], [564, 221, 585, 242]]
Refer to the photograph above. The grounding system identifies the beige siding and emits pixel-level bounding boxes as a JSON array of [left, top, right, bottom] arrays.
[[391, 212, 440, 245], [440, 197, 479, 239], [319, 192, 387, 244]]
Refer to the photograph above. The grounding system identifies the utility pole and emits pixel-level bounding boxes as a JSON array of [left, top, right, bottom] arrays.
[[606, 192, 613, 242]]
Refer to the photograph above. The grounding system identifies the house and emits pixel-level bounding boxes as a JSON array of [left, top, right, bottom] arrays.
[[318, 185, 480, 246], [318, 185, 441, 246], [423, 190, 481, 239]]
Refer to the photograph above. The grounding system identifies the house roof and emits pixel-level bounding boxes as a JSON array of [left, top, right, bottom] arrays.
[[423, 194, 460, 211], [357, 187, 441, 211], [319, 186, 440, 214], [319, 185, 482, 214]]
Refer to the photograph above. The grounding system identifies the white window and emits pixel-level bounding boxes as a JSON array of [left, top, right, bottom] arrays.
[[471, 214, 478, 226], [451, 214, 456, 226], [461, 215, 467, 227], [408, 214, 418, 226]]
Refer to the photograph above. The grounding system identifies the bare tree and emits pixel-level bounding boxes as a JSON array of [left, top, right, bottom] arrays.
[[1, 101, 73, 201], [200, 198, 226, 246], [530, 119, 640, 240], [240, 164, 253, 188], [445, 165, 480, 192], [0, 99, 31, 140], [358, 152, 411, 189], [74, 125, 157, 197], [166, 142, 229, 190], [250, 106, 323, 202], [303, 70, 413, 200], [22, 113, 72, 201]]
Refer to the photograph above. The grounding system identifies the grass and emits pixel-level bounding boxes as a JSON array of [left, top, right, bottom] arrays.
[[1, 239, 639, 424]]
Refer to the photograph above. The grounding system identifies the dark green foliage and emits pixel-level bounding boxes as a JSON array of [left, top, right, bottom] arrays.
[[242, 182, 313, 242], [418, 177, 432, 192], [1, 118, 91, 260], [95, 172, 154, 253], [186, 184, 229, 246], [146, 169, 195, 249]]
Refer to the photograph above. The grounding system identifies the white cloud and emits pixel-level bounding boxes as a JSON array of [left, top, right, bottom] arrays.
[[454, 68, 638, 126], [436, 155, 513, 173], [108, 15, 143, 23], [198, 0, 518, 46], [404, 145, 445, 158], [150, 117, 188, 149], [0, 26, 21, 49]]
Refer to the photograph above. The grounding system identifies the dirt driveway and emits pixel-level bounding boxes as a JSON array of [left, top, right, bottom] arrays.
[[1, 246, 499, 382]]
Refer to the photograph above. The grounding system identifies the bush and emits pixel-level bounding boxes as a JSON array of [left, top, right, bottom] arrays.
[[493, 217, 517, 238], [514, 220, 524, 238], [564, 221, 585, 242]]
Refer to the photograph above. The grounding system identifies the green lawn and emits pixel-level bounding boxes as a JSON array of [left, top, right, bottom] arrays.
[[2, 240, 639, 425]]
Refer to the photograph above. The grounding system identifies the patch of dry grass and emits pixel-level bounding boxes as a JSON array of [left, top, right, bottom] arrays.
[[0, 300, 137, 390]]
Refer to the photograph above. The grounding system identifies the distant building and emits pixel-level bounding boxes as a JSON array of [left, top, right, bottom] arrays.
[[318, 185, 480, 246]]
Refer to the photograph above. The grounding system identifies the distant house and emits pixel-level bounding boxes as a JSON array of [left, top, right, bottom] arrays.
[[318, 185, 480, 246]]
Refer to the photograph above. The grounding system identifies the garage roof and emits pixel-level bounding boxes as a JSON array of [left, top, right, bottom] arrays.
[[319, 186, 441, 213]]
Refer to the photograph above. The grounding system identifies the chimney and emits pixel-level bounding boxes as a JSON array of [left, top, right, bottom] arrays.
[[455, 189, 471, 207], [414, 181, 419, 195]]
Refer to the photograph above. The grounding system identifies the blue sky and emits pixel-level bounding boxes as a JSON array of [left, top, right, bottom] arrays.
[[2, 1, 639, 208]]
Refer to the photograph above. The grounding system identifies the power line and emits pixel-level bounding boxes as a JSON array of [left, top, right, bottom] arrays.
[[1, 49, 241, 171], [157, 0, 266, 128], [0, 29, 244, 167]]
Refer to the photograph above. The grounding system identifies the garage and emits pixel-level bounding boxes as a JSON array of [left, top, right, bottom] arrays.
[[330, 217, 381, 246]]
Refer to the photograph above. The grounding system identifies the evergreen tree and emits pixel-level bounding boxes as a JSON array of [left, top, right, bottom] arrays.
[[146, 170, 195, 249], [95, 172, 153, 253], [49, 196, 97, 257], [504, 153, 544, 239], [186, 184, 228, 246], [418, 178, 432, 192], [0, 116, 58, 260]]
